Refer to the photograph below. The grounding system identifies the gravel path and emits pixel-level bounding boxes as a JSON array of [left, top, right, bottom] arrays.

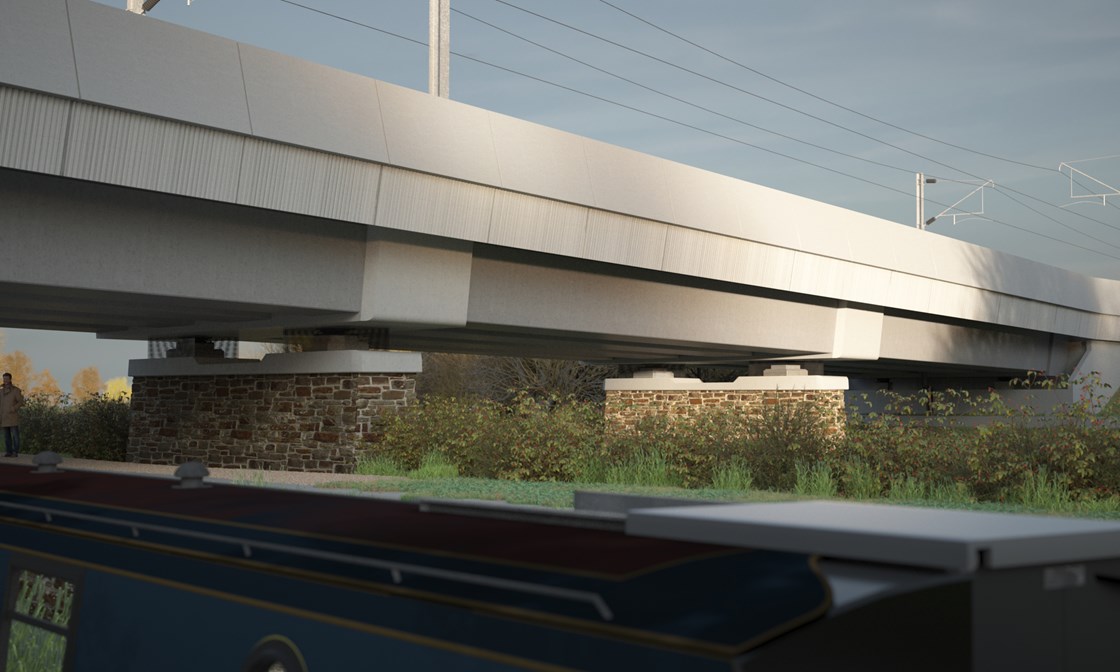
[[0, 454, 397, 489]]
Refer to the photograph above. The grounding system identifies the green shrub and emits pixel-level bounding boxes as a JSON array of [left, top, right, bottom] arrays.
[[19, 393, 130, 461], [375, 394, 602, 482]]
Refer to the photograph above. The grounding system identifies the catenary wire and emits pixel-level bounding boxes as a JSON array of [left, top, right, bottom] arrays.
[[488, 0, 985, 179], [453, 7, 917, 176], [596, 0, 1056, 173], [488, 0, 1120, 238], [271, 0, 1120, 261], [490, 0, 1120, 235], [274, 0, 916, 197]]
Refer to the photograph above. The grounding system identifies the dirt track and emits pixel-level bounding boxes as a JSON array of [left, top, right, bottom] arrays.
[[0, 453, 395, 489]]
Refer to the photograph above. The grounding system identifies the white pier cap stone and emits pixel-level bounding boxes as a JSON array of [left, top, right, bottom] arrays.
[[604, 368, 848, 392]]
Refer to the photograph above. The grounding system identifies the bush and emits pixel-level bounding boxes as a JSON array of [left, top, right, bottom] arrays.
[[367, 381, 1120, 506], [374, 394, 602, 482], [19, 393, 130, 461]]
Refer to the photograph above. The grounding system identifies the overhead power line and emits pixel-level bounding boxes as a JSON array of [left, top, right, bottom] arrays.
[[268, 0, 1120, 262], [487, 0, 1120, 239], [453, 7, 916, 176], [488, 0, 984, 180], [596, 0, 1055, 173]]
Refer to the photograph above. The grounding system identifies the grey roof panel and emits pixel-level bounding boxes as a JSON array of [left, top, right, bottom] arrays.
[[626, 500, 1120, 572]]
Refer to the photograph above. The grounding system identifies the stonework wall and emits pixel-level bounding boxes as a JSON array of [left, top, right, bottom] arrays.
[[128, 372, 416, 472], [605, 389, 847, 435]]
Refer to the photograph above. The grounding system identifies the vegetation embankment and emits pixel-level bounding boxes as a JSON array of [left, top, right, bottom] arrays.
[[19, 393, 131, 461], [338, 382, 1120, 517]]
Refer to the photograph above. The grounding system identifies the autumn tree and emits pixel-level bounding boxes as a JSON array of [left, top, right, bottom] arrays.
[[29, 369, 62, 399], [71, 366, 103, 400], [104, 376, 132, 401], [0, 350, 34, 388]]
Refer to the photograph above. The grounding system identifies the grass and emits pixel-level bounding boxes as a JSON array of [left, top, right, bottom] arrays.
[[793, 461, 836, 498], [7, 570, 73, 672], [316, 467, 1120, 519]]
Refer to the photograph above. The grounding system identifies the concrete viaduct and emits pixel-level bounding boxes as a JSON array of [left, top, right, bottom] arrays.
[[2, 0, 1119, 468]]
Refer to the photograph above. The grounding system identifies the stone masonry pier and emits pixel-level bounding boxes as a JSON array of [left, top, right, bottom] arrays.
[[128, 351, 421, 472], [605, 366, 849, 435]]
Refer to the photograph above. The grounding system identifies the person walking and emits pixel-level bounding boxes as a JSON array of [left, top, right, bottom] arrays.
[[1, 373, 24, 457]]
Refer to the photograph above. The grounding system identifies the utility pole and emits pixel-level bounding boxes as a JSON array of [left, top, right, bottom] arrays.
[[429, 0, 450, 97], [126, 0, 161, 13], [916, 173, 936, 229]]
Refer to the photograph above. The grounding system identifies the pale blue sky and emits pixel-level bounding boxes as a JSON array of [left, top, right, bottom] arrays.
[[8, 0, 1120, 385]]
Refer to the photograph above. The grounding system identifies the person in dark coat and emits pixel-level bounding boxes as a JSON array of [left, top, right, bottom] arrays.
[[1, 373, 24, 457]]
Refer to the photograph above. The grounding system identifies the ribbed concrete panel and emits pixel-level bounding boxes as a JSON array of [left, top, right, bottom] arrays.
[[843, 263, 893, 305], [152, 122, 243, 202], [64, 101, 244, 202], [319, 158, 381, 224], [377, 81, 500, 186], [583, 140, 675, 224], [0, 87, 69, 174], [662, 162, 743, 238], [1052, 307, 1089, 338], [661, 228, 738, 283], [661, 228, 796, 290], [488, 191, 587, 257], [584, 211, 668, 270], [997, 295, 1057, 333], [1096, 315, 1120, 341], [376, 168, 493, 242], [0, 0, 78, 97], [489, 113, 594, 205], [239, 44, 388, 163], [885, 272, 932, 314], [238, 139, 327, 217], [65, 104, 165, 190], [789, 254, 890, 305], [928, 282, 1000, 323], [66, 0, 251, 134]]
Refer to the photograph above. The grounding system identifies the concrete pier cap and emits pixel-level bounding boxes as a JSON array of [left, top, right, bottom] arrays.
[[128, 349, 423, 377], [604, 365, 850, 391]]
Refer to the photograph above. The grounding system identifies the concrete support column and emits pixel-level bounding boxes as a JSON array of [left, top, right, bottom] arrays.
[[127, 350, 422, 472], [604, 366, 850, 434]]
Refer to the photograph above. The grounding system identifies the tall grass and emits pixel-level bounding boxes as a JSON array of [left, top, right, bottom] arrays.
[[711, 458, 754, 491], [793, 461, 837, 497], [6, 570, 73, 672], [887, 475, 927, 501], [605, 449, 681, 487], [1015, 468, 1073, 510], [407, 452, 459, 480]]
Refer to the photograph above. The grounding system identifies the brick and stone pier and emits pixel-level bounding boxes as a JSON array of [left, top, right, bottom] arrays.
[[128, 350, 421, 473], [604, 365, 849, 434]]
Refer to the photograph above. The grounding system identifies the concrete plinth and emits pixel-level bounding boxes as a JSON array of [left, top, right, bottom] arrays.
[[127, 351, 421, 472], [604, 367, 849, 434]]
